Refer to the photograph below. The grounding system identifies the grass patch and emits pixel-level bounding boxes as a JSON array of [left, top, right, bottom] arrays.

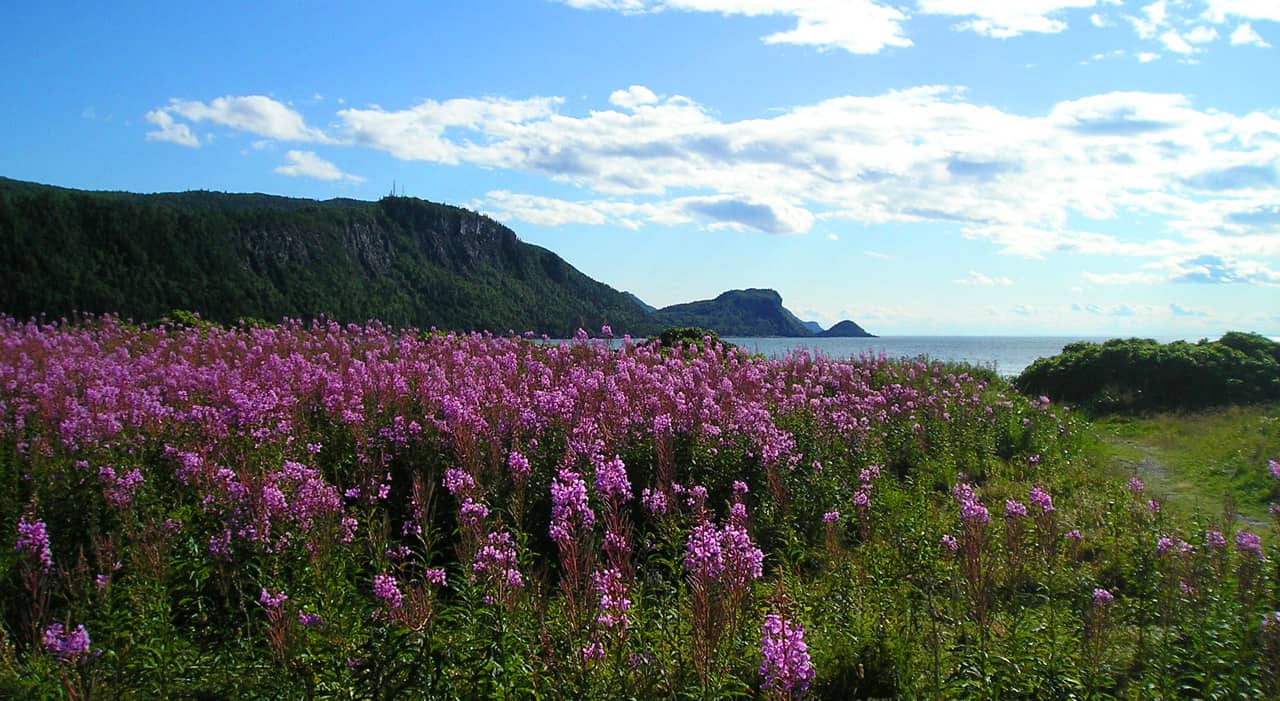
[[1091, 404, 1280, 523]]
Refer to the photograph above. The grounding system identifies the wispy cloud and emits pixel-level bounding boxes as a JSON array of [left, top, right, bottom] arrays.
[[917, 0, 1097, 38], [273, 150, 364, 182], [147, 85, 1280, 282], [554, 0, 911, 54], [144, 110, 199, 147], [955, 271, 1014, 286], [1230, 22, 1272, 46], [151, 95, 331, 144]]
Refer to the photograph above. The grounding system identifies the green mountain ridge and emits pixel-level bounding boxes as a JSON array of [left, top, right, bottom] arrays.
[[0, 177, 874, 338], [654, 289, 815, 337], [0, 177, 659, 336], [818, 320, 875, 338]]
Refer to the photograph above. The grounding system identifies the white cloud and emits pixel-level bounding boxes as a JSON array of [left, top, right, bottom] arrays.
[[273, 150, 364, 182], [1090, 12, 1110, 27], [1230, 23, 1272, 46], [1138, 51, 1161, 61], [1082, 270, 1164, 284], [609, 85, 659, 110], [555, 0, 912, 54], [863, 250, 893, 260], [1130, 0, 1168, 39], [478, 189, 814, 234], [156, 95, 331, 143], [1185, 25, 1220, 43], [158, 85, 1280, 286], [144, 109, 200, 147], [1160, 29, 1196, 53], [955, 271, 1014, 286], [1129, 0, 1278, 55], [1205, 0, 1280, 23], [827, 233, 839, 241], [917, 0, 1097, 38]]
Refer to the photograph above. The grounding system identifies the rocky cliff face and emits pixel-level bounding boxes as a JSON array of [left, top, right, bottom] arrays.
[[0, 179, 658, 336]]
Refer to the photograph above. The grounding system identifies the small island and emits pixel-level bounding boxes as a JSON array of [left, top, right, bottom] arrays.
[[817, 319, 876, 338]]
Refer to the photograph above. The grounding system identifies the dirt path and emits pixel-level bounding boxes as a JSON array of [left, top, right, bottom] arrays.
[[1105, 436, 1265, 527]]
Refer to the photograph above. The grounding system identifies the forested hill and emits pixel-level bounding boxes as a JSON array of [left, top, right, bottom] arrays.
[[655, 289, 816, 337], [0, 177, 660, 336]]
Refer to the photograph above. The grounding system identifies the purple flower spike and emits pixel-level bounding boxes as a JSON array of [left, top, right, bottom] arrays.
[[43, 623, 92, 664], [16, 516, 53, 573], [1236, 530, 1264, 561], [1029, 486, 1053, 513], [373, 573, 403, 608], [759, 614, 815, 693]]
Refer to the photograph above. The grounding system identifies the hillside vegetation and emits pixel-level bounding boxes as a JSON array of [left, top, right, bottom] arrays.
[[1015, 332, 1280, 412], [0, 177, 659, 337]]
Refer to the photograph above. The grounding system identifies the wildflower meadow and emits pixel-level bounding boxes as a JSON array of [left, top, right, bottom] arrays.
[[2, 316, 1279, 699]]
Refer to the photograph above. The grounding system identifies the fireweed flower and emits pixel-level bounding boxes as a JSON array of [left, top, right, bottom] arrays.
[[941, 534, 959, 552], [822, 511, 840, 524], [759, 614, 815, 694], [581, 641, 605, 661], [1066, 529, 1083, 541], [43, 623, 92, 664], [373, 574, 403, 608], [1270, 459, 1280, 480], [507, 451, 531, 481], [1005, 500, 1028, 518], [592, 567, 632, 629], [472, 530, 523, 601], [960, 500, 990, 525], [593, 454, 631, 502], [1206, 530, 1227, 549], [549, 468, 594, 546], [1029, 486, 1054, 513], [443, 468, 475, 496], [16, 515, 53, 573], [1093, 588, 1114, 606], [1237, 531, 1264, 560], [458, 498, 489, 527], [259, 588, 288, 610], [641, 487, 668, 515], [1127, 477, 1145, 494], [424, 567, 447, 586], [298, 611, 323, 627]]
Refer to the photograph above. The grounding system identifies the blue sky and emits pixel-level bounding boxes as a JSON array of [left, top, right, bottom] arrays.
[[2, 1, 1278, 335]]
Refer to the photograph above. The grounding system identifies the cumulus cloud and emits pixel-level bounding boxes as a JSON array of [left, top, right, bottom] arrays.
[[917, 0, 1097, 38], [150, 84, 1280, 282], [1230, 22, 1272, 46], [555, 0, 912, 54], [153, 95, 331, 143], [609, 85, 659, 110], [1205, 0, 1280, 23], [144, 110, 200, 147], [955, 271, 1014, 286], [1128, 0, 1278, 55], [273, 151, 364, 182]]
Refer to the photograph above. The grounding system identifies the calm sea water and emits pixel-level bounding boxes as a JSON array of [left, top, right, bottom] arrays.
[[548, 335, 1205, 378], [719, 336, 1193, 378]]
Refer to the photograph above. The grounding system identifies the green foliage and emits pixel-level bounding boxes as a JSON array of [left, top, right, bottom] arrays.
[[0, 178, 661, 337], [1015, 333, 1280, 412], [654, 289, 815, 337]]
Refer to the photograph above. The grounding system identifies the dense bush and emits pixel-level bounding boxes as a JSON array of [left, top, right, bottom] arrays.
[[1015, 333, 1280, 412], [2, 317, 1280, 698]]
